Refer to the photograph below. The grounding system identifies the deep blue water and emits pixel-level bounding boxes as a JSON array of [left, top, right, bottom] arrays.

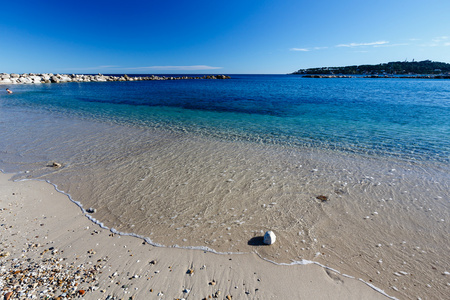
[[2, 74, 450, 163]]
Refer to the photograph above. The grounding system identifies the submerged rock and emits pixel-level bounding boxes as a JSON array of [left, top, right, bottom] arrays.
[[263, 231, 276, 245], [316, 195, 328, 202]]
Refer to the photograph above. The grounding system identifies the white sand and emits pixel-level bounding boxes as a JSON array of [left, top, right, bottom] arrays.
[[0, 172, 391, 299]]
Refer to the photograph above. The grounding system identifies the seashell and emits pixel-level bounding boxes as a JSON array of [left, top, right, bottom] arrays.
[[263, 231, 276, 245]]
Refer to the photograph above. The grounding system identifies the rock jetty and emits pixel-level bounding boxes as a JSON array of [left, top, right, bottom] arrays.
[[0, 73, 231, 84]]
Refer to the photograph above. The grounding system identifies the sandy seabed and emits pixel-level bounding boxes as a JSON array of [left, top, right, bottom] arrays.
[[0, 172, 391, 300]]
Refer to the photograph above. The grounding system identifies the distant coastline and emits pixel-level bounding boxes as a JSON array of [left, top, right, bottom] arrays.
[[0, 73, 231, 84], [291, 60, 450, 79], [299, 74, 450, 79]]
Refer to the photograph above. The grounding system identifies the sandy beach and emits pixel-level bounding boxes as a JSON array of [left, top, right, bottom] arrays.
[[0, 171, 391, 299]]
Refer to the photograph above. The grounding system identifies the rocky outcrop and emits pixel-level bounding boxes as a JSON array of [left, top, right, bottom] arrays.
[[0, 73, 231, 84]]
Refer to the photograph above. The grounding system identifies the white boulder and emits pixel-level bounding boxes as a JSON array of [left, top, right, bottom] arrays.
[[18, 77, 32, 84], [58, 75, 72, 82], [263, 231, 276, 245], [0, 78, 13, 84]]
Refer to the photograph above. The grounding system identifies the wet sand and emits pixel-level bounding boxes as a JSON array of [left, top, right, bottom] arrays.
[[0, 172, 392, 299]]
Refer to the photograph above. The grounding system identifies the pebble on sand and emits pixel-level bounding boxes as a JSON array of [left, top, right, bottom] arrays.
[[186, 268, 194, 275], [4, 292, 13, 300], [86, 207, 97, 213], [263, 231, 276, 245], [209, 279, 217, 285]]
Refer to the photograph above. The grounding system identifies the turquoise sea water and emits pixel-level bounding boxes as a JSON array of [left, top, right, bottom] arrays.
[[2, 75, 449, 163]]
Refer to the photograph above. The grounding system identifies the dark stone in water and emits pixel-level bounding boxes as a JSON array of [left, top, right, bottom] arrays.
[[316, 195, 328, 202]]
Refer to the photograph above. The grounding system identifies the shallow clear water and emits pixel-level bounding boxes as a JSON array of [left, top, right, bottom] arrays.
[[0, 75, 449, 299], [2, 75, 449, 163]]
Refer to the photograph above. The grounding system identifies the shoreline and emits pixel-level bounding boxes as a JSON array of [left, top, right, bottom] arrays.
[[295, 74, 450, 79], [0, 171, 392, 299]]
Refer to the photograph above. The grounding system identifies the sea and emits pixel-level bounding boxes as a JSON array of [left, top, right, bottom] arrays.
[[0, 75, 449, 299]]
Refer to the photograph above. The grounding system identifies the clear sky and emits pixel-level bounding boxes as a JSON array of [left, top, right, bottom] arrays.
[[1, 0, 449, 74]]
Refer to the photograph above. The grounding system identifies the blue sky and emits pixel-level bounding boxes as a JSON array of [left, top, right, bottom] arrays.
[[1, 0, 449, 74]]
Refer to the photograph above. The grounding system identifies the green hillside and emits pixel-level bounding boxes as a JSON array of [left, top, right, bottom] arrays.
[[292, 60, 450, 75]]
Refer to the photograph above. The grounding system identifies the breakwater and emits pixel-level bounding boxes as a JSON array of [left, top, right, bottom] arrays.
[[0, 73, 231, 84]]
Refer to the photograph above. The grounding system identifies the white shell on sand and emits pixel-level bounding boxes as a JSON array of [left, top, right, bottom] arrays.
[[263, 231, 276, 245]]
